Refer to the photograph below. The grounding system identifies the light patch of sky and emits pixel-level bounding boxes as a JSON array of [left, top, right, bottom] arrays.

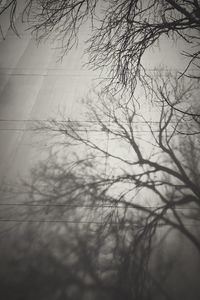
[[0, 10, 99, 181], [142, 34, 188, 70]]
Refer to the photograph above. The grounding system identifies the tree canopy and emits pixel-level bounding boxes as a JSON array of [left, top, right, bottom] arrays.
[[1, 0, 200, 84], [32, 72, 200, 251]]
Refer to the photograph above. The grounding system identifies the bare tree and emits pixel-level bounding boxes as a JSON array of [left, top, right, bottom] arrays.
[[29, 71, 200, 254], [1, 1, 200, 82], [1, 0, 200, 123]]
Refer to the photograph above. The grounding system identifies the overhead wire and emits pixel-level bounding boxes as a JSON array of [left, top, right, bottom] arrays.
[[0, 218, 199, 227], [0, 118, 179, 123], [0, 118, 182, 132], [0, 202, 198, 209]]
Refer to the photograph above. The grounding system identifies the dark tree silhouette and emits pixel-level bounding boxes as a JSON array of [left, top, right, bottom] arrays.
[[1, 0, 200, 82], [1, 0, 200, 122], [29, 71, 200, 253]]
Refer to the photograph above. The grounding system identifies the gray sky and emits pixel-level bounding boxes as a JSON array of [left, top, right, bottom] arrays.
[[0, 10, 97, 182]]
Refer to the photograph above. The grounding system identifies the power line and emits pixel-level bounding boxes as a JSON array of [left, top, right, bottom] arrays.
[[0, 202, 198, 210], [0, 219, 105, 224], [0, 118, 192, 133], [0, 128, 177, 133], [0, 72, 95, 77], [0, 218, 199, 227], [0, 118, 179, 124], [0, 67, 95, 77], [0, 67, 198, 72]]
